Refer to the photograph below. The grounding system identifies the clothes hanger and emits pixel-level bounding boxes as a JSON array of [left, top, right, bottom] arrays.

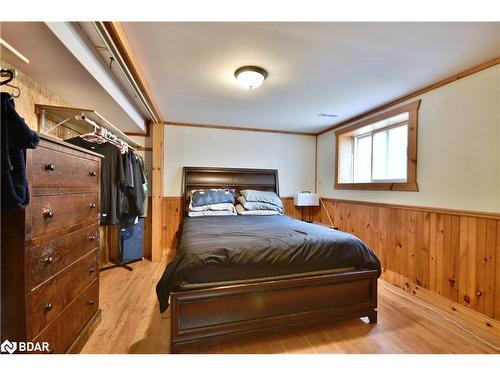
[[6, 84, 21, 98], [0, 69, 21, 98], [0, 69, 14, 86], [81, 118, 107, 144]]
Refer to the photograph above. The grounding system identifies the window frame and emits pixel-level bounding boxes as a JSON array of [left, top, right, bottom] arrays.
[[334, 100, 420, 191]]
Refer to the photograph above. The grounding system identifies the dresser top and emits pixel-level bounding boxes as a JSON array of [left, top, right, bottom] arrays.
[[38, 133, 104, 159]]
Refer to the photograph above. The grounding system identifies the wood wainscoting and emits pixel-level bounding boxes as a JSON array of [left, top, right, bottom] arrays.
[[161, 197, 184, 259], [159, 195, 500, 332], [312, 198, 500, 327]]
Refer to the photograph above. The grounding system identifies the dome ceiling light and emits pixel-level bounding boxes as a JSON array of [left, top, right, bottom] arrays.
[[234, 66, 268, 89]]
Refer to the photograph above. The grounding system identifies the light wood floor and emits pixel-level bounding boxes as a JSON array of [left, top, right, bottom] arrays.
[[82, 257, 500, 354]]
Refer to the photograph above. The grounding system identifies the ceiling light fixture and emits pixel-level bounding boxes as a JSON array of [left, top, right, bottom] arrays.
[[234, 66, 268, 89]]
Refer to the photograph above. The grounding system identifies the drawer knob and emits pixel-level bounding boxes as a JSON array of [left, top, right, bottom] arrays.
[[90, 235, 96, 241], [88, 299, 96, 305], [46, 163, 55, 171], [89, 267, 96, 273], [90, 171, 97, 177], [44, 256, 53, 265], [43, 210, 54, 219], [90, 203, 96, 209], [44, 303, 53, 312]]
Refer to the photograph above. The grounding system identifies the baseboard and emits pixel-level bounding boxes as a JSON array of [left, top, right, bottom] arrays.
[[381, 280, 500, 337]]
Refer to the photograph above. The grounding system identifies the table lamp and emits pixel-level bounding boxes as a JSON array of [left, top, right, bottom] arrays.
[[294, 191, 319, 223]]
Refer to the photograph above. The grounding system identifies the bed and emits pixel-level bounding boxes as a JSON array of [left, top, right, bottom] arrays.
[[157, 167, 381, 353]]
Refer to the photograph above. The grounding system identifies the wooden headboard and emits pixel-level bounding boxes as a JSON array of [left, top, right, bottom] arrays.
[[182, 167, 279, 210]]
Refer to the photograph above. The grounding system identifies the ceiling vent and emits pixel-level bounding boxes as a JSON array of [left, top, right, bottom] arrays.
[[317, 113, 338, 118]]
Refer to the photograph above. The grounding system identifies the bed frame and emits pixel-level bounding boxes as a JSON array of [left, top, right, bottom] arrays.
[[169, 167, 378, 353]]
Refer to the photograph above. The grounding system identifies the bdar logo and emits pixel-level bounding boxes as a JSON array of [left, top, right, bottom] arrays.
[[1, 340, 17, 354]]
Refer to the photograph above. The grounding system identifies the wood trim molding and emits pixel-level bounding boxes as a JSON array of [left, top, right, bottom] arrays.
[[151, 123, 164, 262], [102, 22, 164, 124], [125, 120, 151, 137], [335, 100, 421, 136], [125, 57, 497, 138], [320, 197, 500, 220], [334, 181, 419, 192], [381, 280, 500, 338], [135, 146, 152, 152], [318, 56, 500, 135], [163, 195, 500, 219], [164, 121, 316, 137]]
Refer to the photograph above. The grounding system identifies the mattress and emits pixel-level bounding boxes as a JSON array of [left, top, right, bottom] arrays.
[[156, 215, 381, 312]]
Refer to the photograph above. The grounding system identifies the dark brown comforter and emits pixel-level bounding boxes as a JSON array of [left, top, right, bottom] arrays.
[[156, 215, 381, 312]]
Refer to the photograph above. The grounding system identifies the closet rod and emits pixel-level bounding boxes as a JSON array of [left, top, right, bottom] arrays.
[[35, 104, 140, 148], [76, 114, 136, 151]]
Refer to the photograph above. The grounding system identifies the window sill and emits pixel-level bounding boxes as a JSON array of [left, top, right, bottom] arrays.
[[334, 182, 418, 191]]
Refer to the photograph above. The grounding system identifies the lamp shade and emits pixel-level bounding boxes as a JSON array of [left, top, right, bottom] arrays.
[[294, 192, 319, 207]]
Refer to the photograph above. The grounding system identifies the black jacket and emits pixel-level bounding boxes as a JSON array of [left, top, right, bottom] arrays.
[[1, 92, 39, 211]]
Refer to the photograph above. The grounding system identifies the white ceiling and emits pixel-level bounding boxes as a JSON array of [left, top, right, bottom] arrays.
[[0, 22, 145, 133], [122, 22, 500, 133]]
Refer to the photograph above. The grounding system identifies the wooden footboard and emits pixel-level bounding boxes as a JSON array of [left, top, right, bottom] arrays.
[[169, 269, 378, 353]]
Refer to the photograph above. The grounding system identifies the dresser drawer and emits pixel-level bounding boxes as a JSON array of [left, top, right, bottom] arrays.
[[33, 279, 99, 354], [32, 145, 100, 190], [31, 193, 99, 238], [31, 224, 98, 289], [30, 250, 98, 338]]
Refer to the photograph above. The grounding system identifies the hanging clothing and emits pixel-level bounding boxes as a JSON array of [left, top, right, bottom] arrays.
[[65, 137, 125, 225], [120, 151, 134, 217], [122, 150, 135, 190], [120, 151, 146, 224], [1, 92, 39, 211], [132, 152, 146, 216], [137, 153, 149, 218]]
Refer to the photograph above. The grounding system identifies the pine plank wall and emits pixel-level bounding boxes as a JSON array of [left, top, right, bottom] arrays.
[[161, 196, 500, 326]]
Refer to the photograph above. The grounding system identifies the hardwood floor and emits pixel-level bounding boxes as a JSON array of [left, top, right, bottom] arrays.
[[82, 257, 500, 354]]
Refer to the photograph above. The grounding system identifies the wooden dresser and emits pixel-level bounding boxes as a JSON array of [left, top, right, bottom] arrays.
[[1, 134, 103, 353]]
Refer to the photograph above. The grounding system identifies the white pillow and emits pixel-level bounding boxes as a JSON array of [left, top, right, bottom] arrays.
[[235, 204, 281, 216], [237, 196, 284, 214], [188, 201, 235, 212], [188, 208, 236, 217]]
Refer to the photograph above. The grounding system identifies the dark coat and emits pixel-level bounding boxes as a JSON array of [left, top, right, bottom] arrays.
[[1, 92, 39, 211]]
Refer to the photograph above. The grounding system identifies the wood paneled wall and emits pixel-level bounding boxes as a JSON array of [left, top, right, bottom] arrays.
[[161, 198, 183, 259], [151, 123, 164, 262], [158, 195, 500, 325], [313, 198, 500, 321]]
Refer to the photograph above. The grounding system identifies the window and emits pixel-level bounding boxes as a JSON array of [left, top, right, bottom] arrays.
[[335, 100, 420, 191]]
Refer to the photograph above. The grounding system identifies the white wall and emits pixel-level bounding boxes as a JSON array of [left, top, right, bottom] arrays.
[[164, 126, 316, 197], [317, 65, 500, 213]]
